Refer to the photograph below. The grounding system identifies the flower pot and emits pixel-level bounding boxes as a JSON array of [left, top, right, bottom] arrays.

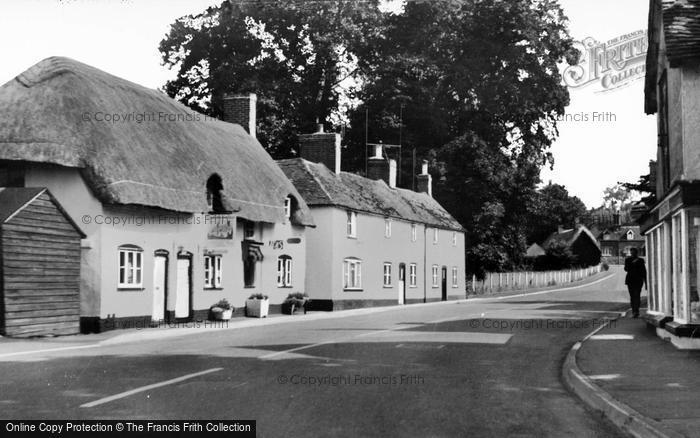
[[211, 308, 233, 321], [282, 298, 307, 315], [246, 298, 269, 318]]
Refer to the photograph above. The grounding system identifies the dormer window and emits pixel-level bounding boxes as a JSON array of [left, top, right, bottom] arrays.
[[347, 211, 357, 238], [626, 230, 634, 240], [284, 196, 292, 219], [206, 174, 227, 214]]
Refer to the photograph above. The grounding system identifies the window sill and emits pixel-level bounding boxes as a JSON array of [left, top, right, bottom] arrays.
[[204, 287, 224, 291], [344, 288, 363, 292], [118, 287, 144, 291], [244, 285, 257, 289], [383, 285, 393, 288], [347, 235, 357, 239], [277, 285, 293, 289], [409, 285, 417, 288]]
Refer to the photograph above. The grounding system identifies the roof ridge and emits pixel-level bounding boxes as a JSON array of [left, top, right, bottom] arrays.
[[301, 159, 334, 204]]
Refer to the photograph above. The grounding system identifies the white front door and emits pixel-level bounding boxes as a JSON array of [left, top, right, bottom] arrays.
[[175, 257, 191, 319], [398, 264, 406, 305], [152, 255, 166, 322]]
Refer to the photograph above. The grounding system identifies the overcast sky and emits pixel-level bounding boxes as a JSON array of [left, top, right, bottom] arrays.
[[0, 0, 655, 208]]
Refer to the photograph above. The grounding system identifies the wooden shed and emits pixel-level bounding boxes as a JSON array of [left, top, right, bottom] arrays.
[[0, 187, 84, 337]]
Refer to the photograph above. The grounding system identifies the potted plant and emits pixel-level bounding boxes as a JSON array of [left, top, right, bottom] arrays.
[[281, 292, 309, 315], [245, 293, 270, 318], [210, 298, 234, 321]]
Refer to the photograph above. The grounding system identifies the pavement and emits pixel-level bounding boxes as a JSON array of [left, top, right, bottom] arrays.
[[565, 305, 700, 438]]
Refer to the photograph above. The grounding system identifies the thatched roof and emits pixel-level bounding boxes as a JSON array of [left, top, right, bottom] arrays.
[[277, 158, 464, 231], [0, 57, 313, 226]]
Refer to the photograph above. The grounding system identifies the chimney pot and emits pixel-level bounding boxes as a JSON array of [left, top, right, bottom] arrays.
[[373, 144, 383, 159], [317, 123, 324, 133], [420, 160, 429, 175]]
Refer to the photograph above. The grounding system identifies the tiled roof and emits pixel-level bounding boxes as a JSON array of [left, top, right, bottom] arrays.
[[277, 158, 464, 231], [662, 0, 700, 65], [598, 225, 642, 241]]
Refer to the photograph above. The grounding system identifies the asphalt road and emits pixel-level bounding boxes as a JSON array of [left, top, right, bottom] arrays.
[[0, 268, 633, 437]]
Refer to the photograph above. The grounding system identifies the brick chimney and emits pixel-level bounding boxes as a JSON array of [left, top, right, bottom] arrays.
[[416, 160, 432, 197], [367, 144, 396, 188], [299, 123, 341, 174], [223, 93, 257, 138]]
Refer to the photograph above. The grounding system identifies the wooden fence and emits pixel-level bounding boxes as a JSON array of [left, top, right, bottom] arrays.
[[468, 265, 603, 295]]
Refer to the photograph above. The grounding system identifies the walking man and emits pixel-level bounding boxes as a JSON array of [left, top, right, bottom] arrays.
[[624, 248, 647, 318]]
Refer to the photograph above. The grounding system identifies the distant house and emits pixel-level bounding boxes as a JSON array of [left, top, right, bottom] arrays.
[[542, 225, 601, 267], [0, 57, 314, 333], [598, 225, 645, 262], [641, 0, 700, 347], [279, 129, 466, 310]]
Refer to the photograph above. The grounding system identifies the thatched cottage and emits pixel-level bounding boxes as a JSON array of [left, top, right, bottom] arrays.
[[0, 57, 314, 332]]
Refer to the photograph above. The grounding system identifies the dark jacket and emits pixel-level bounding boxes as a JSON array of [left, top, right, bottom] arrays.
[[624, 256, 647, 287]]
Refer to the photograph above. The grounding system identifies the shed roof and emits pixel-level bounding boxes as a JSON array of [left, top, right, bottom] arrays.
[[0, 187, 85, 236], [277, 158, 464, 231], [0, 57, 313, 226]]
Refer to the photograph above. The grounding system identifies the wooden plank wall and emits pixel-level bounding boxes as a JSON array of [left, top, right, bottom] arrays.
[[1, 193, 81, 337]]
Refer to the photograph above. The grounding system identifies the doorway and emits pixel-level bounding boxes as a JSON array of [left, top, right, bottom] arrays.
[[152, 250, 168, 323], [398, 263, 406, 305], [175, 252, 192, 320], [441, 266, 448, 301]]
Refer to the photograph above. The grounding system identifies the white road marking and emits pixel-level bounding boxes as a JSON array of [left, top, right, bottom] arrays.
[[589, 334, 634, 341], [80, 368, 223, 408], [589, 374, 622, 381], [363, 331, 512, 344]]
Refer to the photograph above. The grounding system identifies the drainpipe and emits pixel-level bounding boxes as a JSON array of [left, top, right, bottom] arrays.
[[423, 225, 427, 303]]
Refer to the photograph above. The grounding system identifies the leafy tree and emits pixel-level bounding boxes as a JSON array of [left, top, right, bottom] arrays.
[[620, 171, 657, 206], [159, 0, 385, 158], [602, 183, 632, 211], [532, 241, 577, 271], [526, 183, 590, 245], [344, 0, 578, 276], [430, 134, 537, 278], [344, 0, 579, 173]]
